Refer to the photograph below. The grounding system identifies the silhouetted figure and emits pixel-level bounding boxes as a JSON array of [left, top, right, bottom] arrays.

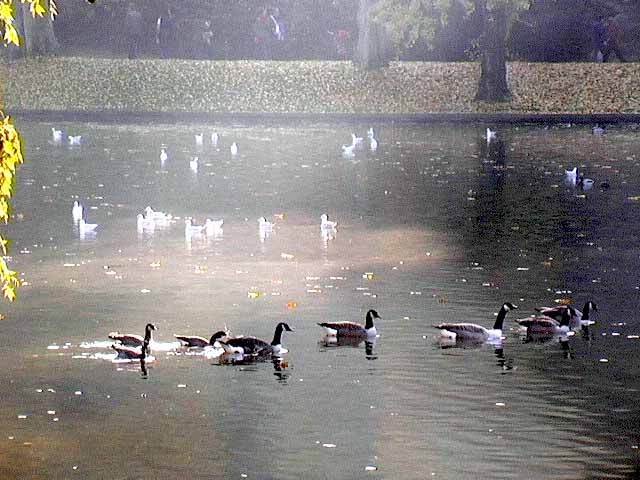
[[253, 6, 271, 59], [591, 17, 606, 62], [124, 4, 143, 59], [156, 7, 176, 59], [603, 15, 626, 62]]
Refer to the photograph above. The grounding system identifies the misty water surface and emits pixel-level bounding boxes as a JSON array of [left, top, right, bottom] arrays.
[[0, 119, 639, 479]]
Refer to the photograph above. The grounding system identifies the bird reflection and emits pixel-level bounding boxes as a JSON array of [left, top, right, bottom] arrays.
[[494, 347, 514, 372], [319, 336, 378, 360], [139, 358, 149, 379], [272, 358, 290, 383]]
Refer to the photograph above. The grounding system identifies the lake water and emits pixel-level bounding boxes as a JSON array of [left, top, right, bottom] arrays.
[[1, 119, 640, 479]]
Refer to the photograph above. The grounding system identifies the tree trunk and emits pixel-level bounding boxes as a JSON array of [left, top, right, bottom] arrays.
[[475, 1, 510, 102], [21, 2, 60, 57], [355, 0, 391, 70]]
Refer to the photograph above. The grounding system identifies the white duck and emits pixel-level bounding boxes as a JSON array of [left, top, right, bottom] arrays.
[[341, 144, 355, 157], [230, 142, 238, 155], [565, 167, 578, 185], [190, 156, 199, 172], [160, 148, 168, 162], [434, 302, 518, 343], [137, 213, 156, 232], [78, 218, 98, 234], [52, 127, 63, 143], [144, 206, 172, 222], [351, 133, 364, 146], [320, 213, 337, 230], [72, 201, 83, 223], [204, 218, 224, 236], [185, 218, 206, 238], [68, 135, 82, 146], [211, 132, 219, 145], [195, 133, 204, 146]]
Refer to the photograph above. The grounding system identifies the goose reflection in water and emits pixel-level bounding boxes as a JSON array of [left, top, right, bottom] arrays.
[[319, 336, 378, 360]]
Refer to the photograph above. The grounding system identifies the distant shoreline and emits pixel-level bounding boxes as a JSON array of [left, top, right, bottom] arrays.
[[2, 58, 639, 118]]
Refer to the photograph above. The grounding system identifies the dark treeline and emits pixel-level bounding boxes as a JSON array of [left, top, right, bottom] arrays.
[[14, 0, 640, 61]]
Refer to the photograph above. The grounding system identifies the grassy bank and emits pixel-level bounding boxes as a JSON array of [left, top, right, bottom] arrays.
[[1, 58, 639, 115]]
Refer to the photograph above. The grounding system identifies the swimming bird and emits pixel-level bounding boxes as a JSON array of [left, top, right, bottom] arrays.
[[190, 156, 199, 172], [230, 142, 238, 155], [592, 125, 605, 135], [160, 148, 168, 162], [565, 167, 578, 185], [318, 309, 381, 338], [68, 135, 82, 146], [516, 308, 574, 336], [486, 128, 496, 142], [218, 322, 293, 356], [577, 176, 594, 190], [52, 127, 63, 143], [342, 144, 355, 157], [195, 133, 204, 146], [320, 213, 337, 230], [258, 216, 274, 230], [434, 302, 518, 343], [112, 343, 149, 360], [204, 218, 224, 236], [144, 206, 172, 222], [211, 132, 219, 145], [367, 127, 375, 139], [72, 201, 83, 223], [109, 323, 157, 348], [136, 213, 156, 232], [351, 133, 364, 146], [174, 330, 228, 348], [535, 301, 597, 330], [370, 136, 378, 151], [185, 218, 206, 237], [78, 218, 98, 233]]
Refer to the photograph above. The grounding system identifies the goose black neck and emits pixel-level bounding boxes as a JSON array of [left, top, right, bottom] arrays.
[[144, 324, 154, 343], [365, 311, 376, 330], [560, 309, 571, 327], [493, 305, 510, 330], [582, 302, 593, 320], [271, 323, 285, 346]]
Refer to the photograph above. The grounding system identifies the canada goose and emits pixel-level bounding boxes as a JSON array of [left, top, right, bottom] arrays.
[[174, 330, 228, 348], [434, 302, 518, 342], [516, 308, 573, 336], [109, 323, 156, 348], [218, 322, 293, 356], [318, 309, 380, 337], [535, 301, 597, 330]]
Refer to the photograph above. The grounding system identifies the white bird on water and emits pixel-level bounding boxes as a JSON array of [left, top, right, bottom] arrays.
[[367, 127, 375, 139], [370, 136, 378, 151], [342, 144, 355, 157], [160, 148, 168, 162], [486, 128, 496, 142], [185, 218, 206, 238], [78, 218, 98, 234], [320, 213, 337, 230], [72, 201, 83, 223], [211, 132, 219, 145], [52, 128, 63, 143], [68, 135, 82, 146], [195, 133, 204, 146], [190, 156, 199, 172], [144, 206, 172, 222], [205, 218, 224, 236], [230, 142, 238, 155]]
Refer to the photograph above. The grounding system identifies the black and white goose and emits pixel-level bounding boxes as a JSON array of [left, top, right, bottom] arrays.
[[434, 302, 518, 342], [535, 301, 597, 330], [111, 323, 156, 360], [174, 330, 228, 348], [218, 322, 293, 356], [516, 307, 574, 336], [318, 309, 381, 338], [109, 323, 156, 348]]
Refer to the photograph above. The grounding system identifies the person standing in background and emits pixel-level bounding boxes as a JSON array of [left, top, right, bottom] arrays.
[[156, 7, 177, 59]]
